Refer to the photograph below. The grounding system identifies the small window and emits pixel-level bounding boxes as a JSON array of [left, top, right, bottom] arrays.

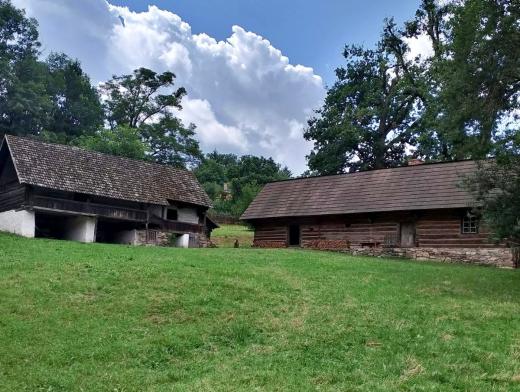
[[166, 208, 178, 221], [462, 215, 479, 234]]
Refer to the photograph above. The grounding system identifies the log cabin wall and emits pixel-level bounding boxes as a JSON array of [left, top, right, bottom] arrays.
[[252, 209, 501, 250], [415, 210, 497, 248], [253, 222, 288, 248]]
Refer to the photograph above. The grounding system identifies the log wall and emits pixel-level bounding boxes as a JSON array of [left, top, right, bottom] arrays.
[[251, 209, 502, 250], [0, 183, 25, 213], [415, 210, 496, 248]]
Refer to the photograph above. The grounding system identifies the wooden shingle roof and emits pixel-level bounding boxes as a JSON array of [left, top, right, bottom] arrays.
[[2, 135, 211, 207], [241, 160, 478, 220]]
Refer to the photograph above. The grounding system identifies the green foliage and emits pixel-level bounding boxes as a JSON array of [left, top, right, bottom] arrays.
[[305, 25, 426, 174], [0, 2, 102, 141], [76, 126, 148, 160], [466, 133, 520, 247], [195, 152, 291, 217], [101, 67, 186, 129], [409, 0, 520, 160], [1, 233, 520, 390], [45, 53, 103, 141], [306, 0, 520, 174], [99, 67, 202, 167], [140, 115, 202, 168]]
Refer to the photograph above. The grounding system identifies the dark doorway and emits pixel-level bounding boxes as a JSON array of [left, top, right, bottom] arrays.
[[96, 219, 142, 244], [35, 212, 69, 240], [400, 222, 416, 248], [288, 224, 300, 246]]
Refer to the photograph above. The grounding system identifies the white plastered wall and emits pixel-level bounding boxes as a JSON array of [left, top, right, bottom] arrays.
[[0, 209, 35, 238], [63, 216, 97, 243]]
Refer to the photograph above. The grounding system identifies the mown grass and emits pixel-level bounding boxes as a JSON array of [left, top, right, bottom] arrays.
[[1, 232, 520, 391], [211, 224, 254, 247]]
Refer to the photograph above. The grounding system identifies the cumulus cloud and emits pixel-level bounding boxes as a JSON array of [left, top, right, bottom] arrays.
[[13, 0, 325, 173], [404, 34, 435, 61]]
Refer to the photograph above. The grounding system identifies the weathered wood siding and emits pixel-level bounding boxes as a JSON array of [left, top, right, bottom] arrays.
[[251, 209, 501, 249], [0, 183, 25, 213], [416, 210, 496, 248], [301, 218, 399, 249], [0, 150, 26, 213], [253, 223, 288, 247]]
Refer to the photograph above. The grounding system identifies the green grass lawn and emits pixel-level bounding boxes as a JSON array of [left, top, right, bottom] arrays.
[[1, 233, 520, 391], [211, 224, 254, 247]]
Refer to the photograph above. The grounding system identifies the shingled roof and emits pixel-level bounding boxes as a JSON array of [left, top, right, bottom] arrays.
[[1, 135, 211, 207], [241, 160, 479, 220]]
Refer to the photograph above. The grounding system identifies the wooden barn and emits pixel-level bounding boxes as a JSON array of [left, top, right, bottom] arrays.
[[0, 135, 217, 247], [241, 160, 514, 267]]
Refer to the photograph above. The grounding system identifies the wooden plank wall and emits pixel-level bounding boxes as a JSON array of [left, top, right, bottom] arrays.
[[253, 223, 288, 247], [251, 209, 501, 249], [0, 183, 26, 213], [416, 210, 497, 248], [301, 218, 399, 247]]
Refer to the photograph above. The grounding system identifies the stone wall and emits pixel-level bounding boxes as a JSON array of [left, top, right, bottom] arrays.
[[253, 240, 287, 248], [135, 230, 211, 248], [135, 230, 171, 246], [347, 246, 514, 268], [255, 237, 514, 268]]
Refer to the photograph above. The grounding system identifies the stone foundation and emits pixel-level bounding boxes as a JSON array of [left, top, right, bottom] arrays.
[[255, 238, 514, 268], [348, 247, 514, 268], [135, 230, 171, 246], [135, 230, 211, 248], [253, 240, 287, 248]]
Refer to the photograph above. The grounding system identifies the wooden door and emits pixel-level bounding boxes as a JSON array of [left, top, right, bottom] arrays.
[[400, 222, 416, 248]]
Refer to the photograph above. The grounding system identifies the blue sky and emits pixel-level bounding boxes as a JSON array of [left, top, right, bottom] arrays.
[[16, 0, 425, 173], [109, 0, 421, 85]]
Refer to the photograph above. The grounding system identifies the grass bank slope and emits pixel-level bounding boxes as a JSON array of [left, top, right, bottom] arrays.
[[0, 233, 519, 391]]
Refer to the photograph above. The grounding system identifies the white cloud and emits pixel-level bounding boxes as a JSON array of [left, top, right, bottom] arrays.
[[14, 0, 325, 174], [404, 34, 435, 61]]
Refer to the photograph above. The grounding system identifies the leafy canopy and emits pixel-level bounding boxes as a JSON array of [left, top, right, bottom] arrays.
[[305, 21, 426, 174], [95, 67, 202, 168], [195, 152, 291, 217], [0, 1, 103, 141]]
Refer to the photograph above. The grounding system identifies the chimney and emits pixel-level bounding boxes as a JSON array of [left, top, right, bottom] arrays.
[[408, 158, 424, 166]]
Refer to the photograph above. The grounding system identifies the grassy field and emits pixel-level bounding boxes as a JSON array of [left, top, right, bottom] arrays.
[[1, 233, 520, 391], [211, 224, 254, 247]]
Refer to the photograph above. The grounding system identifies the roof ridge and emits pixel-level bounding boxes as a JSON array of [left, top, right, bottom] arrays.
[[3, 134, 192, 175], [266, 159, 482, 185]]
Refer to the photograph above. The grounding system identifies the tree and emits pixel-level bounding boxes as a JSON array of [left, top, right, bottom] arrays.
[[76, 126, 147, 160], [0, 1, 102, 141], [304, 25, 426, 174], [100, 67, 202, 167], [0, 0, 50, 138], [44, 53, 103, 142], [465, 132, 520, 266], [195, 152, 291, 217], [437, 0, 520, 159], [404, 0, 520, 161], [140, 115, 201, 168]]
